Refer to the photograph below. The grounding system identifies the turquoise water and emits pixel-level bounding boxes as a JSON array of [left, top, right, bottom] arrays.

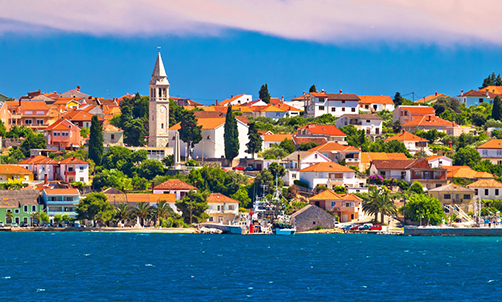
[[1, 233, 502, 301]]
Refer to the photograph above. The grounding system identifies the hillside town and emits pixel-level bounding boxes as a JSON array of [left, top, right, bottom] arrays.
[[2, 53, 502, 232]]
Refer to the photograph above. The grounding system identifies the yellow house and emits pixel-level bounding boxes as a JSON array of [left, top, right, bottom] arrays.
[[428, 183, 475, 213], [0, 165, 33, 182]]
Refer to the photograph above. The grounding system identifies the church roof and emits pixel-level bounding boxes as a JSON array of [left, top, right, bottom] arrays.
[[152, 52, 167, 78]]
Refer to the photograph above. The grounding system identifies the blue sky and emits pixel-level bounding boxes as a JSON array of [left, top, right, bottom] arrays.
[[2, 1, 502, 105]]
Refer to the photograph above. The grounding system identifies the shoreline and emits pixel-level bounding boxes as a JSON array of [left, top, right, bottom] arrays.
[[0, 227, 197, 233]]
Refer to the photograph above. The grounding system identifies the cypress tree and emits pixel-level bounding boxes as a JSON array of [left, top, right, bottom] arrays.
[[393, 92, 404, 107], [259, 84, 271, 104], [245, 122, 262, 158], [224, 106, 239, 161], [309, 85, 317, 93], [179, 111, 202, 160], [89, 115, 104, 165], [493, 96, 502, 121]]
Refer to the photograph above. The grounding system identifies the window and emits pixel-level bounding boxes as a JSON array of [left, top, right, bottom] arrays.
[[24, 119, 33, 125], [463, 194, 470, 199], [401, 172, 406, 179], [351, 108, 356, 112], [479, 98, 484, 103], [79, 177, 84, 182], [25, 111, 33, 115], [79, 166, 84, 172], [32, 206, 36, 212], [314, 154, 318, 159], [496, 189, 499, 196], [319, 106, 325, 110], [23, 217, 28, 223], [23, 205, 28, 212], [331, 107, 336, 112], [68, 167, 74, 172], [444, 194, 451, 199], [111, 134, 115, 140], [483, 150, 488, 156], [65, 197, 74, 201], [485, 189, 489, 195], [380, 171, 386, 178], [342, 108, 345, 112], [37, 119, 44, 125], [366, 120, 370, 123], [342, 100, 345, 104], [291, 173, 297, 178], [228, 205, 235, 210], [217, 205, 222, 211], [14, 209, 20, 214], [331, 202, 337, 208], [161, 123, 164, 129], [498, 150, 502, 156], [475, 189, 478, 195], [62, 132, 69, 136]]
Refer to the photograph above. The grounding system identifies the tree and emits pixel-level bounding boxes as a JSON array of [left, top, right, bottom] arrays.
[[224, 106, 239, 161], [115, 203, 131, 225], [493, 96, 502, 121], [40, 212, 50, 224], [162, 154, 174, 167], [254, 168, 284, 195], [259, 146, 289, 159], [152, 200, 172, 226], [76, 192, 114, 226], [259, 84, 271, 104], [54, 214, 63, 224], [89, 115, 104, 165], [137, 159, 165, 180], [123, 118, 147, 146], [297, 142, 319, 151], [230, 186, 252, 208], [91, 169, 132, 191], [80, 127, 90, 138], [175, 189, 209, 224], [409, 181, 424, 195], [268, 162, 286, 178], [130, 202, 153, 226], [404, 194, 445, 225], [453, 147, 482, 167], [480, 72, 499, 89], [309, 85, 317, 93], [472, 112, 487, 127], [131, 149, 148, 165], [245, 122, 262, 158], [393, 92, 404, 107], [362, 186, 397, 223], [279, 138, 295, 154], [20, 131, 47, 157], [132, 175, 149, 190], [179, 110, 202, 160], [0, 120, 6, 138]]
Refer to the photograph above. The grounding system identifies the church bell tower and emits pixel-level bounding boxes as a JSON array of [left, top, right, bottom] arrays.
[[148, 52, 170, 147]]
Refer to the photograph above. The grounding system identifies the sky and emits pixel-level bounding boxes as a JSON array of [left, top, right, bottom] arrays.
[[2, 0, 502, 105]]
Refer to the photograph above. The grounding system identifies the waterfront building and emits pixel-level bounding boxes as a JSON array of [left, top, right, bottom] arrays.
[[42, 188, 82, 221], [17, 155, 90, 183], [0, 190, 43, 226], [206, 193, 239, 224], [308, 189, 362, 222], [290, 204, 338, 232], [428, 183, 475, 213], [281, 151, 331, 186], [467, 179, 502, 200], [298, 162, 363, 190], [153, 179, 197, 200]]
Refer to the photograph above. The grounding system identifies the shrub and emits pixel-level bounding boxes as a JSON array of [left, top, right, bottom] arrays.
[[294, 180, 309, 188], [397, 180, 410, 191], [368, 174, 383, 185]]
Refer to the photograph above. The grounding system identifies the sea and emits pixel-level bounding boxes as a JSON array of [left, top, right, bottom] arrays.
[[1, 232, 501, 301]]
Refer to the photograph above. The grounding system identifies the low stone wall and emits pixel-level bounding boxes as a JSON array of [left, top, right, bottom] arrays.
[[405, 227, 502, 236]]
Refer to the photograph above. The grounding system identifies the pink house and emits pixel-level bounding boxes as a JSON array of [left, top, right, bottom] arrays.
[[43, 118, 81, 150]]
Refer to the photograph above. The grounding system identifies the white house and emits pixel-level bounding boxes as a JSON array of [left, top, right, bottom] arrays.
[[427, 155, 452, 168], [261, 134, 292, 150], [358, 95, 395, 112], [477, 139, 502, 165], [467, 179, 502, 200], [153, 179, 197, 200], [299, 162, 364, 190], [458, 88, 499, 107], [218, 94, 253, 106], [295, 123, 346, 143], [59, 157, 90, 183], [169, 117, 250, 159], [304, 90, 360, 118], [282, 151, 331, 186], [384, 131, 428, 154], [336, 114, 383, 136], [17, 155, 90, 184], [206, 193, 239, 224]]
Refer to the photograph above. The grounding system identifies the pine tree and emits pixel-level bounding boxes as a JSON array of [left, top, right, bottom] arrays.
[[309, 85, 317, 93], [179, 111, 202, 160], [496, 74, 502, 86], [224, 106, 239, 161], [259, 84, 271, 104], [89, 115, 104, 166], [393, 92, 404, 107], [493, 96, 502, 121], [245, 122, 262, 158]]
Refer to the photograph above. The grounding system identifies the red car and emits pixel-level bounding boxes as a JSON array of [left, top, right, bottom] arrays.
[[232, 165, 245, 171], [370, 224, 382, 231], [350, 225, 361, 231]]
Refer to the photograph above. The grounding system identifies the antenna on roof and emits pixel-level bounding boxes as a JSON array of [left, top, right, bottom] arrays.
[[157, 46, 161, 51]]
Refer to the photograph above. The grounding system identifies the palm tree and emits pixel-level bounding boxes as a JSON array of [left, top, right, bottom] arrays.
[[5, 210, 13, 225], [362, 186, 397, 224], [378, 190, 397, 224], [131, 202, 153, 226], [115, 203, 131, 226], [362, 186, 380, 222], [153, 200, 171, 226], [31, 212, 41, 227]]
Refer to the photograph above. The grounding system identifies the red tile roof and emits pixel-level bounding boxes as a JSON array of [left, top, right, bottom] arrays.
[[43, 188, 80, 195], [477, 139, 502, 149], [154, 179, 196, 191], [17, 155, 59, 165], [358, 95, 394, 105], [299, 162, 355, 172], [297, 124, 346, 136], [219, 94, 245, 106], [402, 114, 458, 127], [291, 136, 327, 146], [207, 193, 240, 204], [399, 106, 435, 115], [384, 131, 428, 142], [262, 134, 292, 142], [309, 141, 359, 152], [415, 93, 446, 104], [20, 101, 49, 111], [59, 157, 89, 165]]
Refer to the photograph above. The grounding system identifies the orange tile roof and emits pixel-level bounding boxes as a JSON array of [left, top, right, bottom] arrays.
[[269, 98, 282, 105], [309, 190, 343, 201], [444, 166, 494, 179], [17, 155, 59, 165], [384, 131, 428, 142], [219, 94, 245, 106], [262, 134, 292, 142], [427, 155, 450, 161], [360, 152, 408, 164], [299, 162, 355, 173], [402, 115, 458, 127], [154, 179, 196, 191], [207, 193, 240, 204], [415, 93, 446, 104], [477, 86, 502, 95], [261, 105, 286, 112], [43, 188, 80, 195], [20, 101, 49, 111], [258, 130, 273, 135], [477, 139, 502, 149], [45, 118, 75, 131], [60, 157, 89, 165], [103, 124, 122, 132], [399, 106, 435, 115], [310, 92, 328, 97], [309, 141, 359, 152], [358, 95, 394, 105], [297, 124, 346, 136], [0, 165, 32, 174], [63, 110, 99, 122], [291, 93, 311, 101], [169, 118, 225, 130], [275, 103, 301, 112], [291, 136, 327, 146], [467, 178, 502, 188], [125, 193, 176, 203]]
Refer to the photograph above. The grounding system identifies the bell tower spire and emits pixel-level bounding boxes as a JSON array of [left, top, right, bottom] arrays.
[[148, 51, 170, 147]]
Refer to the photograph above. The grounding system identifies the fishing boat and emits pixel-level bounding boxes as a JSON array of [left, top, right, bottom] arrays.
[[272, 222, 296, 235]]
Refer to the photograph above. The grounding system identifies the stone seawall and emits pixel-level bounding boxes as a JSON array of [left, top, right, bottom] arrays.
[[405, 227, 502, 236]]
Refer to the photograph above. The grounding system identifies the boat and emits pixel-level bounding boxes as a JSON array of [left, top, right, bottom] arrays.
[[272, 222, 296, 235]]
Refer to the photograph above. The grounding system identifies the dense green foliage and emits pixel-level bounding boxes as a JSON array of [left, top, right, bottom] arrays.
[[409, 182, 424, 195], [297, 142, 320, 151], [309, 85, 317, 93], [279, 138, 295, 154], [245, 122, 262, 157], [362, 186, 397, 224], [76, 192, 115, 224], [404, 194, 445, 225], [119, 93, 149, 146], [88, 115, 104, 165], [259, 83, 271, 104], [493, 96, 502, 121], [224, 106, 239, 161], [479, 72, 502, 89], [179, 110, 202, 159], [175, 190, 209, 224]]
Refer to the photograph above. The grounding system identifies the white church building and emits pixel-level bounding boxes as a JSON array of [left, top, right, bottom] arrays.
[[148, 52, 171, 148]]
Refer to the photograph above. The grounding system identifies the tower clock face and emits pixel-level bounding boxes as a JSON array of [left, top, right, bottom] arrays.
[[160, 107, 166, 113]]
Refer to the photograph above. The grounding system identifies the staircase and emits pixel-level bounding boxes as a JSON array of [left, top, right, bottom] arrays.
[[444, 205, 474, 223]]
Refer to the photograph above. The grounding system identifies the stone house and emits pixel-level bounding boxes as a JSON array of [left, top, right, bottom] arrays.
[[290, 205, 337, 232]]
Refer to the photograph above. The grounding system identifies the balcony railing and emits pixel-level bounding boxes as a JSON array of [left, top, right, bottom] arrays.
[[64, 171, 76, 176]]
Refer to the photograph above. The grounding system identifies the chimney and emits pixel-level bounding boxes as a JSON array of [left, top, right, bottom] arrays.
[[77, 85, 80, 92], [448, 140, 452, 149], [402, 129, 405, 134], [215, 100, 218, 105], [231, 95, 233, 98], [486, 88, 489, 97], [44, 174, 48, 185], [303, 91, 305, 96], [31, 155, 34, 159], [19, 98, 21, 107], [435, 91, 438, 96], [297, 153, 301, 170], [460, 89, 464, 96], [281, 95, 284, 101], [339, 89, 343, 94]]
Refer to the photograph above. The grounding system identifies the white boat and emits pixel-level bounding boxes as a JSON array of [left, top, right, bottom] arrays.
[[273, 228, 296, 235]]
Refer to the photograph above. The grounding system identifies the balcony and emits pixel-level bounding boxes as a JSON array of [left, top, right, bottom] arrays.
[[64, 171, 76, 176], [345, 158, 360, 163]]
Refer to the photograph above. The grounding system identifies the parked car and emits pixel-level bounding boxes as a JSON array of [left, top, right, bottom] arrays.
[[0, 222, 4, 228], [370, 224, 382, 231], [341, 224, 354, 230], [245, 166, 255, 171], [233, 165, 245, 171], [358, 224, 373, 230], [20, 222, 29, 227], [350, 225, 360, 231], [11, 223, 19, 227]]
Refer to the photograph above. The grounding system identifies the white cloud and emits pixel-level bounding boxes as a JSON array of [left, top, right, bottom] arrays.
[[2, 0, 502, 45]]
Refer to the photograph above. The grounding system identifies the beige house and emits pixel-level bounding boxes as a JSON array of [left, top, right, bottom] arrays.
[[428, 183, 475, 213], [206, 193, 239, 224], [103, 123, 124, 147]]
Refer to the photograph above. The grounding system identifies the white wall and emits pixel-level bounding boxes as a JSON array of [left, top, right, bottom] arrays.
[[429, 157, 452, 168], [472, 187, 502, 200]]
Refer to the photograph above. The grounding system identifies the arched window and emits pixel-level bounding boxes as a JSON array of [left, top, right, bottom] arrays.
[[161, 123, 164, 129]]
